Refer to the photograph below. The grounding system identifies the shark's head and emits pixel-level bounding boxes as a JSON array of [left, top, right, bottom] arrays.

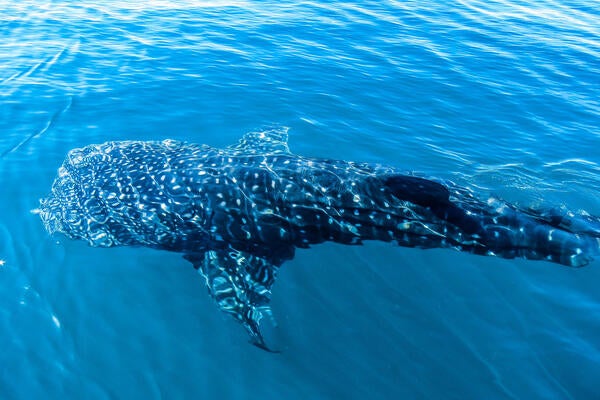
[[39, 174, 87, 246], [38, 143, 129, 246], [37, 139, 215, 249]]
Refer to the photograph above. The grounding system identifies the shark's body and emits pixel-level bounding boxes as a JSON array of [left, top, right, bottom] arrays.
[[39, 129, 600, 350]]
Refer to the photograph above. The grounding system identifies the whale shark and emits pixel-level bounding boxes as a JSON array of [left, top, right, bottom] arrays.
[[38, 128, 600, 350]]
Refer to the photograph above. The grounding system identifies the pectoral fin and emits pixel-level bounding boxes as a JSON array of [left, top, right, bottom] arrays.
[[184, 248, 280, 351]]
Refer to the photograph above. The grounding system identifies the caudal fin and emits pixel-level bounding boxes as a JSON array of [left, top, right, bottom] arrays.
[[523, 207, 600, 266], [383, 174, 599, 267], [480, 201, 600, 267], [524, 207, 600, 238]]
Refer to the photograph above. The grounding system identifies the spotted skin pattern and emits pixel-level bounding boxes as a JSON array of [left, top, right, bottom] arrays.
[[39, 128, 600, 350]]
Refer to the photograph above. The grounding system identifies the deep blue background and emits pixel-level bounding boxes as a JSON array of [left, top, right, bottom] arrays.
[[1, 1, 599, 398]]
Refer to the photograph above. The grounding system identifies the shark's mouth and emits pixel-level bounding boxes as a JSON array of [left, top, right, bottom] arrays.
[[37, 196, 63, 235]]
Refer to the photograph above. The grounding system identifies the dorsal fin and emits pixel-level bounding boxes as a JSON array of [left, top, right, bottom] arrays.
[[383, 175, 450, 207], [229, 127, 290, 154]]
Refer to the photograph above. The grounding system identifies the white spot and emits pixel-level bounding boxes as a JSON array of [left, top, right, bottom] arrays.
[[0, 259, 5, 267], [51, 314, 61, 328], [353, 194, 360, 203]]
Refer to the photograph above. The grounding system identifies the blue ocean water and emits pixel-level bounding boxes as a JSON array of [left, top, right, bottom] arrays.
[[1, 0, 600, 398]]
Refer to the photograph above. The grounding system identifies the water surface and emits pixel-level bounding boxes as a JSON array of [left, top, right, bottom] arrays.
[[1, 1, 599, 398]]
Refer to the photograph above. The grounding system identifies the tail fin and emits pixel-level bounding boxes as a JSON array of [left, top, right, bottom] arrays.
[[522, 207, 600, 266], [384, 175, 599, 267], [524, 207, 600, 237], [480, 201, 600, 267]]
